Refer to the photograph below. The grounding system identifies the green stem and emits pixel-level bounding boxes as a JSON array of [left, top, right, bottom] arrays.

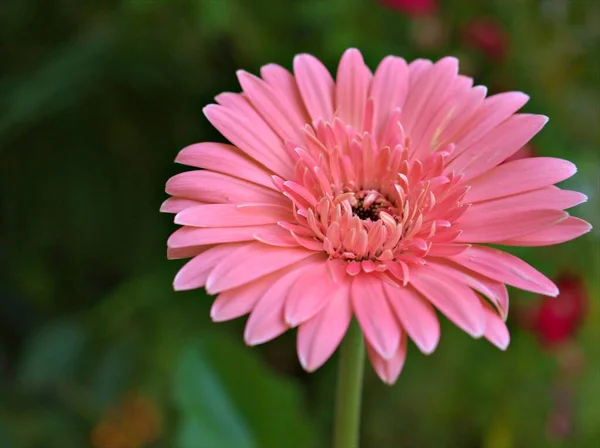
[[333, 319, 365, 448]]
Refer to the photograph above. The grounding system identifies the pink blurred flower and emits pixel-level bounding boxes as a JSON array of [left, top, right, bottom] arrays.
[[162, 49, 591, 384], [462, 18, 510, 61], [379, 0, 437, 17], [533, 274, 588, 348]]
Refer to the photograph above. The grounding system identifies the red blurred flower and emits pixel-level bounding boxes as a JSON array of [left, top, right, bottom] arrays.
[[533, 274, 587, 348], [462, 18, 509, 61], [379, 0, 437, 17]]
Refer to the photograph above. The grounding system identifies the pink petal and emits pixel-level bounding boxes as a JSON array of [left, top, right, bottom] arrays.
[[166, 171, 285, 205], [210, 274, 276, 322], [450, 91, 530, 159], [407, 59, 433, 90], [498, 216, 592, 246], [206, 242, 320, 294], [448, 245, 558, 296], [293, 53, 335, 121], [174, 203, 292, 227], [237, 70, 305, 143], [457, 209, 568, 243], [244, 266, 312, 346], [160, 197, 204, 214], [260, 63, 310, 127], [370, 56, 409, 138], [335, 48, 371, 130], [253, 225, 300, 247], [203, 102, 295, 179], [434, 86, 487, 150], [448, 114, 548, 181], [296, 280, 352, 371], [383, 283, 440, 354], [425, 260, 509, 320], [427, 243, 471, 257], [351, 274, 401, 359], [167, 225, 279, 248], [482, 301, 510, 350], [410, 267, 486, 337], [402, 57, 458, 144], [464, 157, 577, 203], [409, 59, 462, 157], [284, 260, 345, 326], [175, 143, 274, 189], [366, 333, 407, 385], [173, 243, 245, 291], [465, 187, 588, 215], [413, 76, 476, 157]]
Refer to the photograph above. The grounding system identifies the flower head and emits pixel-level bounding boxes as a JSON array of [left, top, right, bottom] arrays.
[[163, 49, 591, 384]]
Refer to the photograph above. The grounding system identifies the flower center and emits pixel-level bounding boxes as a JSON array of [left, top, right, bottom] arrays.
[[350, 190, 394, 221], [272, 116, 469, 278]]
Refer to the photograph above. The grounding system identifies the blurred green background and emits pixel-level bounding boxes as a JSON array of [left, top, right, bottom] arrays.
[[1, 0, 599, 447]]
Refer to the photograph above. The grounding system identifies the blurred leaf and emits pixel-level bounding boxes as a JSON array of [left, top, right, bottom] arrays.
[[90, 339, 137, 410], [0, 22, 116, 142], [18, 318, 86, 390], [202, 334, 318, 448], [174, 335, 318, 448], [173, 343, 255, 448]]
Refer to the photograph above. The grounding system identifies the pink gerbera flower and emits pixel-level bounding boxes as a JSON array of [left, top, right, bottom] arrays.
[[162, 49, 591, 384]]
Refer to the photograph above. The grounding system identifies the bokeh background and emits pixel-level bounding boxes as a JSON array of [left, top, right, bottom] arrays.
[[1, 0, 599, 447]]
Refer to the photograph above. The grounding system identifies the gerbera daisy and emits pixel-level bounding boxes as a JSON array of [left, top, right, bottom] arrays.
[[162, 49, 590, 384]]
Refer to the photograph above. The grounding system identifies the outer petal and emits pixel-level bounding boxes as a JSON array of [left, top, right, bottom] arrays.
[[244, 266, 312, 346], [160, 197, 204, 214], [425, 260, 509, 320], [383, 283, 440, 354], [167, 225, 280, 248], [410, 267, 486, 337], [366, 332, 408, 385], [370, 56, 409, 138], [296, 280, 352, 371], [464, 157, 577, 203], [173, 243, 245, 291], [237, 70, 305, 144], [293, 53, 335, 121], [260, 63, 310, 127], [402, 57, 458, 147], [351, 274, 401, 359], [448, 246, 558, 296], [416, 77, 480, 157], [206, 242, 320, 294], [210, 273, 277, 322], [497, 217, 592, 246], [284, 260, 346, 326], [409, 59, 463, 158], [450, 91, 530, 160], [448, 114, 548, 181], [175, 142, 275, 189], [335, 48, 372, 130], [464, 187, 588, 216], [435, 85, 487, 150], [482, 301, 510, 350], [457, 209, 568, 243], [174, 204, 293, 227], [166, 171, 285, 205], [203, 101, 294, 179]]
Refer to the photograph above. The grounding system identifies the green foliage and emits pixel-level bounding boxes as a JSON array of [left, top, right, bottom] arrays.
[[174, 336, 316, 448]]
